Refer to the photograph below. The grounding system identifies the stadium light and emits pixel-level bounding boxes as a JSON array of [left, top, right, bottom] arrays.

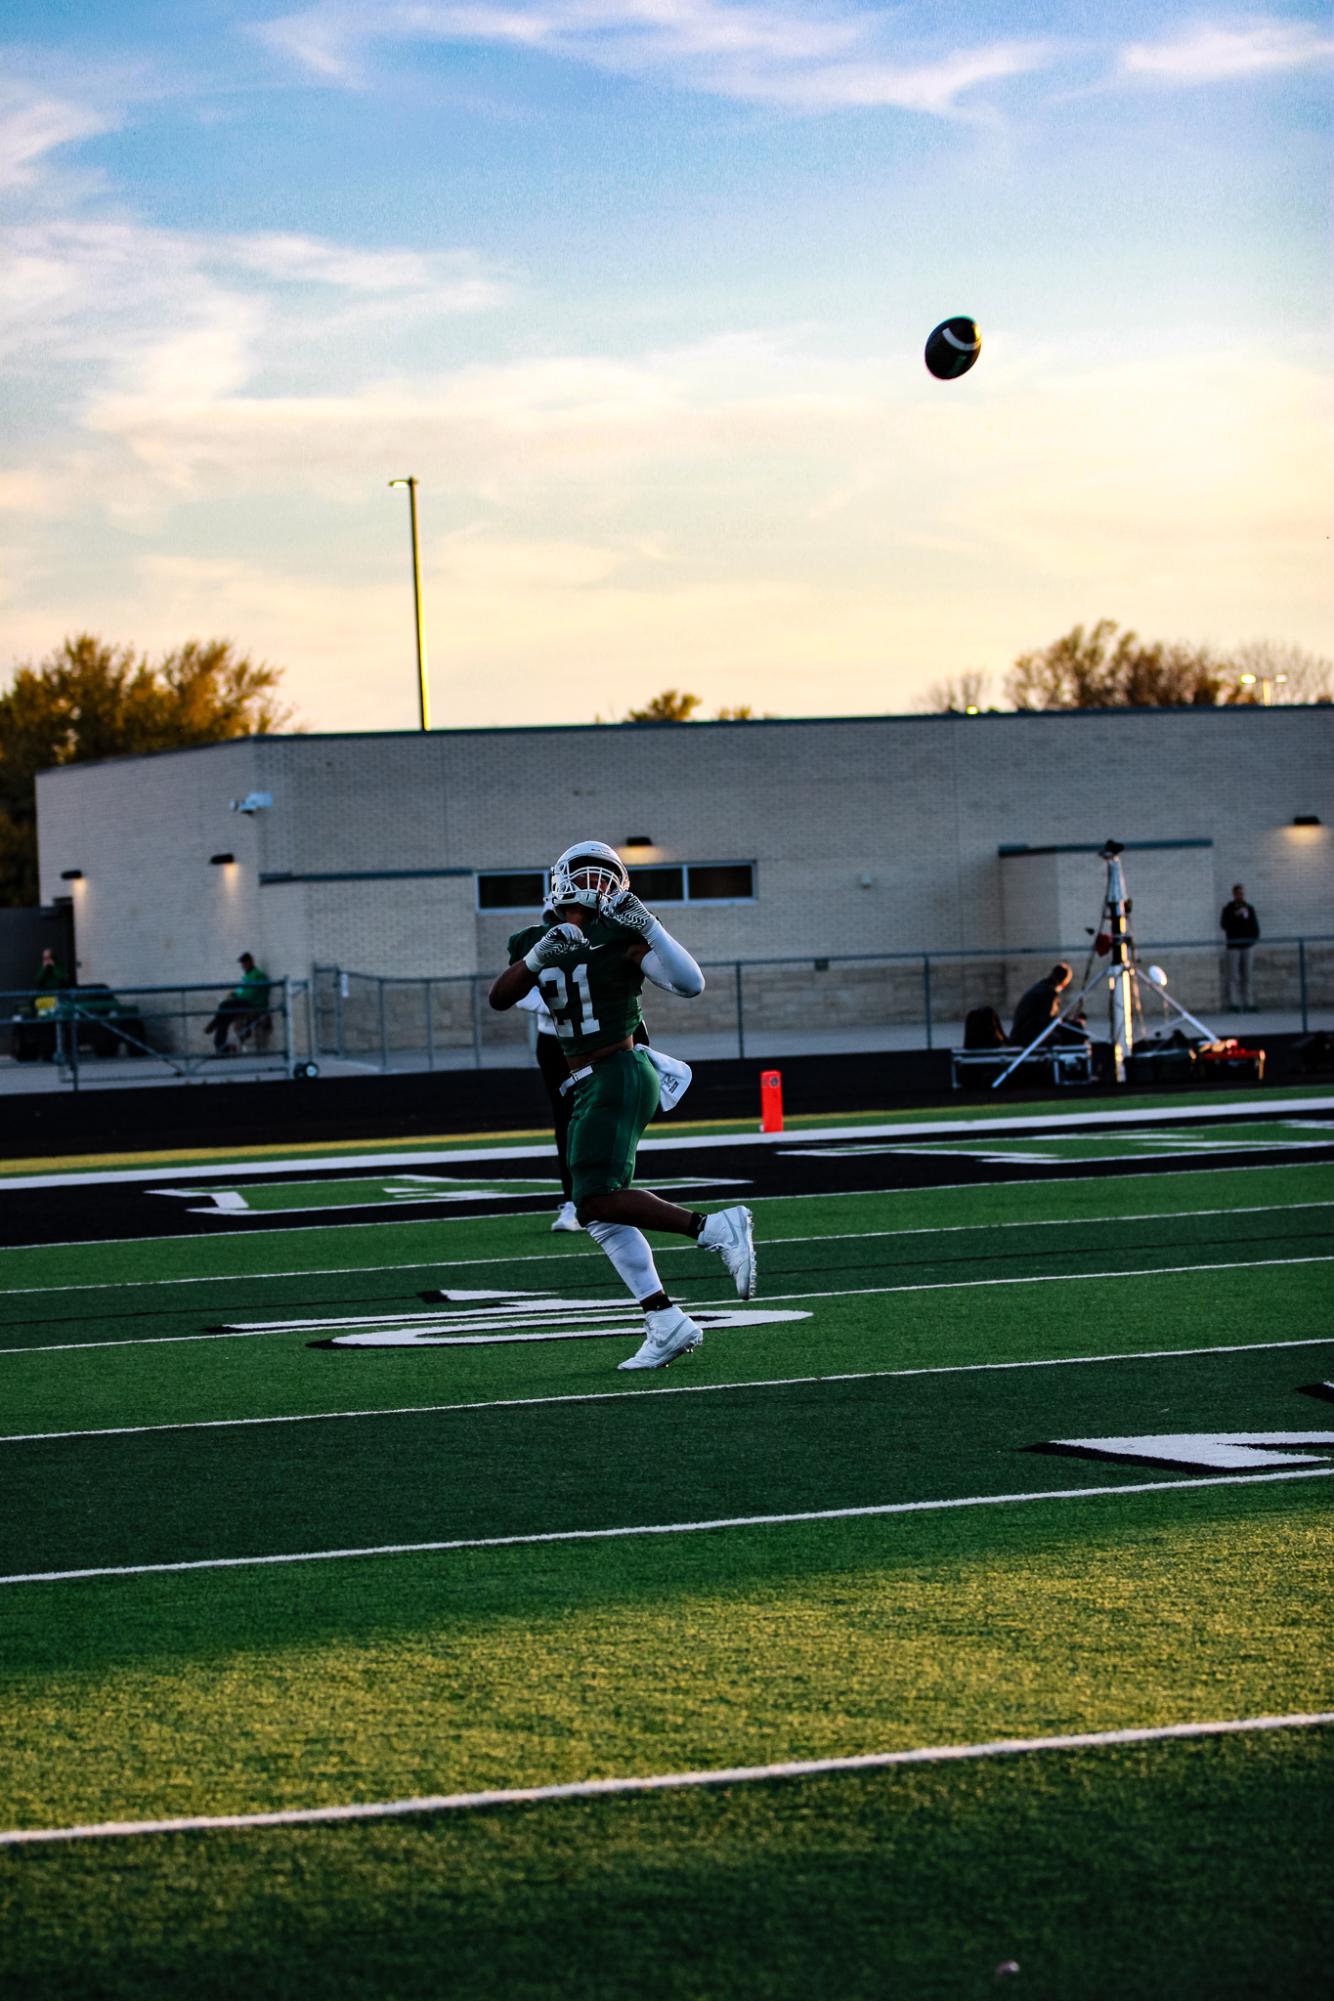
[[388, 476, 431, 732]]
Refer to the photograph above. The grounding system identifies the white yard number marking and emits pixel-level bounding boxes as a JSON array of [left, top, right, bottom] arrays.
[[1044, 1430, 1334, 1472], [539, 964, 601, 1041], [218, 1289, 811, 1347]]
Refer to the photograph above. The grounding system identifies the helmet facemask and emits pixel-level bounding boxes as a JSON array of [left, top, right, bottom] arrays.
[[548, 841, 629, 913]]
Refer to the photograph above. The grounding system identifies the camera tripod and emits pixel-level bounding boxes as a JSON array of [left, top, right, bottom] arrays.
[[993, 840, 1219, 1088]]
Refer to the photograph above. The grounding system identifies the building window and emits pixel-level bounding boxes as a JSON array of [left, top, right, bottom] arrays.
[[477, 869, 547, 911], [478, 860, 755, 911], [627, 865, 684, 902], [685, 862, 754, 902], [628, 862, 755, 904]]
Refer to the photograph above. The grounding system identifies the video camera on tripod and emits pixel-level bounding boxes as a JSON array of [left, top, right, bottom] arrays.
[[993, 840, 1219, 1088]]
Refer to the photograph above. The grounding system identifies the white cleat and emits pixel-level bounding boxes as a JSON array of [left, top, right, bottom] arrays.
[[551, 1201, 582, 1233], [617, 1305, 703, 1372], [698, 1205, 756, 1299]]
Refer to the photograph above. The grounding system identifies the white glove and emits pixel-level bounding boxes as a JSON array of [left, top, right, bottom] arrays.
[[523, 923, 584, 972], [601, 888, 656, 935]]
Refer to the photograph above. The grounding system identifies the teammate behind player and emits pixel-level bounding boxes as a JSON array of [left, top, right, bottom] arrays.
[[488, 840, 755, 1370]]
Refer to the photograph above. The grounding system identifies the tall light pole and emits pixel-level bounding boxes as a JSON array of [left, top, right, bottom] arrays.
[[1238, 671, 1288, 707], [388, 476, 431, 731]]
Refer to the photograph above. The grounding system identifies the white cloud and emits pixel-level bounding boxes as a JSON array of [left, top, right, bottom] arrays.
[[225, 232, 507, 310], [71, 331, 893, 507], [7, 335, 1330, 729], [1120, 17, 1334, 84], [254, 1, 1054, 115], [0, 218, 508, 381], [256, 1, 867, 81], [718, 40, 1054, 112], [0, 81, 112, 190]]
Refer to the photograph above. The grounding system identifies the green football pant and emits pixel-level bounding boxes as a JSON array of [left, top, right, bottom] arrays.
[[567, 1047, 661, 1206]]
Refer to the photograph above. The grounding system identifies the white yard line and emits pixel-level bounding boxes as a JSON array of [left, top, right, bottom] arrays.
[[5, 1250, 1331, 1357], [5, 1335, 1332, 1447], [5, 1158, 1333, 1256], [0, 1199, 1328, 1299], [798, 1142, 1327, 1165], [763, 1252, 1334, 1308], [2, 1711, 1329, 1848], [2, 1096, 1331, 1190], [4, 1465, 1332, 1589]]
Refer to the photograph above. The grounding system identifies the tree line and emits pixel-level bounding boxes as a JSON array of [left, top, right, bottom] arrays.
[[923, 624, 1332, 715], [4, 621, 1327, 908], [0, 635, 291, 907]]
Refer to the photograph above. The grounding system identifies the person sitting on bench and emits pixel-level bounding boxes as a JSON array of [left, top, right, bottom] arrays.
[[206, 952, 271, 1054], [1011, 963, 1088, 1051]]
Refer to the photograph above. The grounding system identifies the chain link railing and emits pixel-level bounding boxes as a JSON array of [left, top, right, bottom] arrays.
[[2, 979, 298, 1088], [5, 940, 1327, 1089], [310, 937, 1334, 1073]]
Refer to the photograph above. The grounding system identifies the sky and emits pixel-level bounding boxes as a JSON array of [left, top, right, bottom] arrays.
[[1, 1, 1331, 732]]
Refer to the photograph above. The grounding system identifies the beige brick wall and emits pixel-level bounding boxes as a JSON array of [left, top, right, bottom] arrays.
[[36, 709, 1334, 992], [1001, 846, 1218, 953], [36, 741, 264, 992]]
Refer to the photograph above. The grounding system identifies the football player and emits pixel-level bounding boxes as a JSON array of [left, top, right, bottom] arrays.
[[489, 839, 756, 1370]]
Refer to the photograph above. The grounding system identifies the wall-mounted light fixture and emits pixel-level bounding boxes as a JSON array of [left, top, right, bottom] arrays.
[[624, 835, 653, 849], [209, 852, 236, 865], [1292, 815, 1322, 828], [59, 868, 84, 881]]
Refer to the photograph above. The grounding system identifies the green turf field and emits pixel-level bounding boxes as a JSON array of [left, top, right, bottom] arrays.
[[2, 1138, 1332, 1998]]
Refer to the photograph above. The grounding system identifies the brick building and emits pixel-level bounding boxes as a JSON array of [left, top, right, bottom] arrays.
[[35, 709, 1333, 1001]]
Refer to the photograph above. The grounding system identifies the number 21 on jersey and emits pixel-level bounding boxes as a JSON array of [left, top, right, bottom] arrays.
[[537, 964, 602, 1040]]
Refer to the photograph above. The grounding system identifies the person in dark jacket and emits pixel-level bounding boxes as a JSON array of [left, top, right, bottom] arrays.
[[1011, 963, 1087, 1050], [32, 946, 71, 1061], [1219, 885, 1260, 1011]]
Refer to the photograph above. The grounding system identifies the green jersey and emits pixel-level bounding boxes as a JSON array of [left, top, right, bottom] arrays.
[[508, 919, 645, 1059], [233, 965, 271, 1008]]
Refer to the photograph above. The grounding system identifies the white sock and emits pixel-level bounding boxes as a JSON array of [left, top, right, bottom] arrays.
[[585, 1221, 665, 1305]]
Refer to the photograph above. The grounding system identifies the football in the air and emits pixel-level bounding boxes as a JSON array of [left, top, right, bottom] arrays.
[[924, 315, 981, 380]]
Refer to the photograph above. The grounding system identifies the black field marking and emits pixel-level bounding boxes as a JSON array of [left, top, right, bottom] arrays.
[[3, 1124, 1332, 1246], [7, 1098, 1331, 1190], [4, 1097, 1331, 1192], [6, 1160, 1334, 1259]]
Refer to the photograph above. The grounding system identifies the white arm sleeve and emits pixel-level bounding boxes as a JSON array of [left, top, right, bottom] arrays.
[[641, 919, 705, 998]]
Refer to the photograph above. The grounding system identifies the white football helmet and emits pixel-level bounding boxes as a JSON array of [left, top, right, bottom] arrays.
[[548, 840, 629, 912]]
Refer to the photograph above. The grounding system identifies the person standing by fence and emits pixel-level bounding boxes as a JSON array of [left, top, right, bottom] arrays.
[[33, 945, 71, 1061], [1219, 885, 1260, 1011]]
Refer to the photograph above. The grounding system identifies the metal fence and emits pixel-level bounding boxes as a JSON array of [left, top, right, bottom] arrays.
[[2, 979, 299, 1087], [311, 936, 1334, 1073], [5, 938, 1327, 1089]]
